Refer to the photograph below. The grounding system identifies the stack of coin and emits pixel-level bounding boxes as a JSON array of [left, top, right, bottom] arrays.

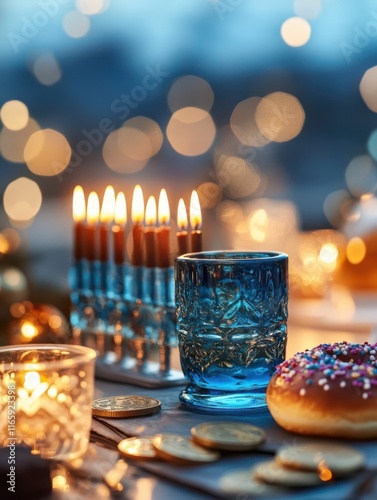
[[250, 443, 365, 488], [220, 442, 365, 495], [118, 418, 266, 464]]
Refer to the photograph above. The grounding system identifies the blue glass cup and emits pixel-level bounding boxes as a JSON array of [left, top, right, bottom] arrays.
[[175, 251, 288, 412]]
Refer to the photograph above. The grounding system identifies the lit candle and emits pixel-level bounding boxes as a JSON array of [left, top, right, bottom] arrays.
[[85, 191, 100, 261], [99, 186, 115, 262], [144, 196, 157, 268], [113, 192, 127, 264], [177, 198, 189, 256], [190, 190, 202, 253], [156, 189, 171, 268], [72, 186, 86, 261], [131, 185, 144, 266]]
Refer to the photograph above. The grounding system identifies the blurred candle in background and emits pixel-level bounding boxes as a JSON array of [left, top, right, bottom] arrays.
[[99, 185, 115, 262], [144, 196, 157, 268], [190, 190, 202, 253], [131, 185, 144, 266], [156, 189, 171, 268], [72, 186, 86, 261], [85, 192, 100, 261], [176, 198, 188, 256], [113, 192, 127, 264]]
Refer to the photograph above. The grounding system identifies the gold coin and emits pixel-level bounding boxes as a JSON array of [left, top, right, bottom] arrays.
[[152, 434, 220, 465], [276, 443, 365, 476], [118, 437, 157, 460], [252, 460, 322, 487], [220, 469, 284, 497], [92, 395, 161, 418], [191, 422, 266, 451]]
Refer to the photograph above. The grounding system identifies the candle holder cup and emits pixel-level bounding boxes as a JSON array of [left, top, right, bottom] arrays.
[[176, 251, 288, 412], [0, 344, 96, 460]]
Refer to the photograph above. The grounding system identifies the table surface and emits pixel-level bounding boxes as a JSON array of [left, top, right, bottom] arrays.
[[46, 320, 377, 499]]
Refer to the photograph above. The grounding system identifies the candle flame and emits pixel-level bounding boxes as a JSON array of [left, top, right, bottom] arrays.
[[87, 191, 100, 225], [100, 185, 115, 223], [21, 321, 39, 340], [145, 196, 157, 226], [132, 185, 144, 224], [190, 190, 202, 230], [72, 186, 86, 223], [177, 198, 188, 230], [158, 189, 170, 225], [24, 371, 40, 391], [114, 192, 127, 225]]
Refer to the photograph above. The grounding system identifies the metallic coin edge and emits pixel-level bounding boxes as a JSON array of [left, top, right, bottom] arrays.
[[117, 437, 157, 460], [152, 434, 220, 464], [92, 403, 161, 418], [190, 423, 266, 451]]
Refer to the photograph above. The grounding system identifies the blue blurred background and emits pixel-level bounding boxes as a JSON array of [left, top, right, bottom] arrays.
[[1, 0, 377, 313]]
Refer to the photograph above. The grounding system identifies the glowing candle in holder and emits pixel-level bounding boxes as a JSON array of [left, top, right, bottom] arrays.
[[177, 198, 189, 256], [99, 186, 115, 262], [0, 344, 96, 460], [85, 192, 100, 262], [144, 196, 157, 268], [131, 185, 144, 266], [113, 192, 127, 265], [72, 186, 86, 261], [190, 190, 202, 253], [156, 189, 171, 268]]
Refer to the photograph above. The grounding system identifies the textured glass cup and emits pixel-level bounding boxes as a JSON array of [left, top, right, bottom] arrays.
[[0, 344, 96, 460], [175, 251, 288, 412]]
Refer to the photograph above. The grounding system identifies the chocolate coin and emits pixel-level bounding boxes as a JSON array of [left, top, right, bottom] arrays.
[[276, 443, 365, 476], [118, 437, 157, 460], [152, 434, 220, 465], [252, 460, 322, 487], [92, 395, 161, 418], [220, 468, 283, 496], [191, 422, 266, 451]]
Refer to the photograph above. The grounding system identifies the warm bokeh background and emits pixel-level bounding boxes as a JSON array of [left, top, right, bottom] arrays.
[[1, 0, 377, 325]]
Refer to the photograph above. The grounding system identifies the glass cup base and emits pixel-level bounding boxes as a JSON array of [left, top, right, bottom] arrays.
[[179, 383, 268, 414]]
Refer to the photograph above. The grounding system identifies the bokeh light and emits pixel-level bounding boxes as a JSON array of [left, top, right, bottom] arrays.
[[359, 66, 377, 113], [122, 116, 163, 156], [0, 118, 40, 163], [281, 17, 311, 47], [0, 100, 29, 131], [345, 155, 377, 197], [62, 11, 90, 38], [323, 189, 353, 227], [76, 0, 109, 15], [215, 155, 262, 198], [294, 0, 322, 20], [32, 53, 62, 86], [3, 178, 42, 223], [167, 107, 216, 156], [168, 76, 214, 112], [197, 182, 222, 209], [24, 129, 72, 176], [255, 92, 305, 142], [346, 237, 366, 264], [216, 200, 243, 224], [367, 129, 377, 161], [230, 97, 270, 147], [103, 129, 147, 174]]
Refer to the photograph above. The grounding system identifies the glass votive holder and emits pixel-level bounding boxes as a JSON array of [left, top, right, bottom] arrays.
[[175, 251, 288, 413], [0, 344, 97, 460]]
